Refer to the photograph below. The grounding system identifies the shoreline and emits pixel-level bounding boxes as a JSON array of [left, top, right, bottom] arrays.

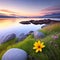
[[20, 19, 60, 25]]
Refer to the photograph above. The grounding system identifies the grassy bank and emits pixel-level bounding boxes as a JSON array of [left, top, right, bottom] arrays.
[[0, 23, 60, 60]]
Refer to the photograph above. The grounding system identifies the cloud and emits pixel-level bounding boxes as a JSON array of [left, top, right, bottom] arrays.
[[42, 5, 60, 11], [0, 9, 15, 13], [39, 5, 60, 16], [0, 9, 19, 18], [0, 9, 19, 17]]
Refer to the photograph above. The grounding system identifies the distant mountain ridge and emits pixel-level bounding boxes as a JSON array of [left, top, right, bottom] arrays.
[[43, 13, 60, 18], [0, 13, 60, 18], [0, 15, 17, 18]]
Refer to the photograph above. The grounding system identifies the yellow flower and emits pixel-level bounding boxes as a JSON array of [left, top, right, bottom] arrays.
[[33, 40, 45, 53]]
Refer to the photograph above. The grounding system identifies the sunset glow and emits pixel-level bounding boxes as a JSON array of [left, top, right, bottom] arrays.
[[0, 0, 60, 17]]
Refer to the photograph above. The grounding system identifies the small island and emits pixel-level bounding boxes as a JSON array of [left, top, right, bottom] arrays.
[[20, 19, 60, 25]]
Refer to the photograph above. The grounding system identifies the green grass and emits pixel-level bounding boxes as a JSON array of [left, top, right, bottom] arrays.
[[40, 23, 60, 35], [0, 23, 60, 60], [0, 38, 17, 60]]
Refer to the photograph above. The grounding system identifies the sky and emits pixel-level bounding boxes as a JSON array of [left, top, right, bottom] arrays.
[[0, 0, 60, 17]]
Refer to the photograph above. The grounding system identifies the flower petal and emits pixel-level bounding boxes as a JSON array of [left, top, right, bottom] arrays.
[[42, 45, 45, 48], [34, 42, 38, 46], [36, 49, 39, 53], [39, 48, 42, 52], [33, 47, 37, 49], [38, 40, 41, 44], [41, 42, 44, 45]]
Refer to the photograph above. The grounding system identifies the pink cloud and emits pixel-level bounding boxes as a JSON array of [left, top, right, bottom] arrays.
[[0, 9, 15, 13], [39, 5, 60, 16], [0, 9, 18, 16]]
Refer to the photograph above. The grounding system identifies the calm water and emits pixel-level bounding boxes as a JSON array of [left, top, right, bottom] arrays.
[[0, 18, 60, 38]]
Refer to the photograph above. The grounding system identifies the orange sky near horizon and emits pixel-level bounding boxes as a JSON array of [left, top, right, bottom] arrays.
[[0, 9, 45, 16]]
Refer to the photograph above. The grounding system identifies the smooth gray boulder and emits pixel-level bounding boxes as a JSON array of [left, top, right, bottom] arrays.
[[33, 31, 45, 39], [26, 31, 34, 36], [17, 31, 33, 42], [17, 33, 27, 42], [2, 48, 27, 60], [0, 33, 16, 44]]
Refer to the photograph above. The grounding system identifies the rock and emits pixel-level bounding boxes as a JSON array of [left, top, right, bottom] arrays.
[[20, 21, 31, 24], [41, 24, 47, 28], [26, 31, 34, 36], [17, 33, 27, 42], [28, 31, 34, 34], [17, 31, 34, 42], [0, 33, 16, 44], [33, 31, 45, 39], [2, 48, 27, 60], [20, 19, 60, 25]]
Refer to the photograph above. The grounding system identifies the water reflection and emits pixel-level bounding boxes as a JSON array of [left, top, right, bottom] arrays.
[[0, 18, 60, 38], [0, 18, 45, 38]]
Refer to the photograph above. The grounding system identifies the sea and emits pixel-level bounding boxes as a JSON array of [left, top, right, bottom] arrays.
[[0, 18, 60, 39]]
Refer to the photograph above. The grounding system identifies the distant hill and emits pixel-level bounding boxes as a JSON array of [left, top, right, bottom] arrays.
[[0, 13, 17, 18], [0, 13, 60, 18], [0, 15, 17, 18], [43, 13, 60, 18]]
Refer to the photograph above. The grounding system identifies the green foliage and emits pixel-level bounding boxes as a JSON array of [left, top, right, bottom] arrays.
[[13, 35, 35, 53]]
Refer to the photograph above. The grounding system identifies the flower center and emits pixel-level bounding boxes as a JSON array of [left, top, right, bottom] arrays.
[[38, 46, 40, 48]]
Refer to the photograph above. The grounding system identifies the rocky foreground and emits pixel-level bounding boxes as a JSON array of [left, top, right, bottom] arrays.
[[0, 31, 45, 44], [20, 19, 60, 25], [0, 23, 60, 60]]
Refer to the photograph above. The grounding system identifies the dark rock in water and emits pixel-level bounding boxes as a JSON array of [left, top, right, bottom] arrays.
[[29, 20, 35, 23], [0, 33, 16, 44], [20, 19, 60, 25], [2, 48, 27, 60], [33, 31, 45, 39], [17, 33, 27, 42], [20, 21, 31, 24]]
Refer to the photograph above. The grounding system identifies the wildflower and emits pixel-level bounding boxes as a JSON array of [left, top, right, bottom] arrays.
[[52, 35, 58, 40], [33, 40, 45, 53]]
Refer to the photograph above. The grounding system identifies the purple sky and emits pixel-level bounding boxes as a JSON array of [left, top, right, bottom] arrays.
[[0, 0, 60, 16]]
